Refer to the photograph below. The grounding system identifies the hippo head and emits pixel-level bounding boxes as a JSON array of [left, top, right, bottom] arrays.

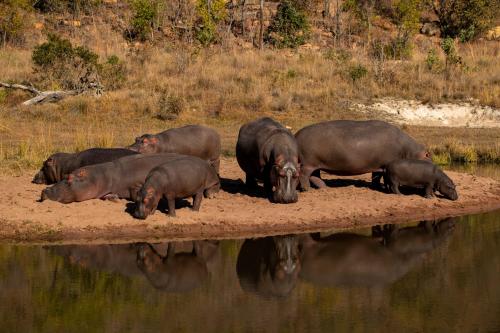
[[134, 185, 160, 219], [128, 134, 161, 154], [40, 168, 100, 203], [269, 155, 299, 204], [436, 176, 458, 201], [33, 153, 69, 185]]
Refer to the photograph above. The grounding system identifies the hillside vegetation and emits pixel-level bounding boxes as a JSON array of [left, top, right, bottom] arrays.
[[0, 0, 499, 170]]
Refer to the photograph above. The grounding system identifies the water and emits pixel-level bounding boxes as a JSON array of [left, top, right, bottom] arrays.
[[0, 211, 499, 332], [0, 164, 499, 332]]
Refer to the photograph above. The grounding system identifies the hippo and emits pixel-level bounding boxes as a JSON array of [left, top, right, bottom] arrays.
[[299, 218, 455, 288], [384, 159, 458, 200], [295, 120, 431, 191], [136, 241, 219, 292], [128, 125, 221, 173], [236, 117, 300, 203], [32, 148, 139, 185], [236, 235, 301, 298], [133, 156, 220, 219], [40, 153, 187, 203]]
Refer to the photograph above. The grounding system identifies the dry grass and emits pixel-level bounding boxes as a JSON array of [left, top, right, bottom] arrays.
[[1, 38, 499, 172]]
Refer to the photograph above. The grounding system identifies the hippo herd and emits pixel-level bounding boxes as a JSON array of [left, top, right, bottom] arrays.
[[35, 117, 458, 219]]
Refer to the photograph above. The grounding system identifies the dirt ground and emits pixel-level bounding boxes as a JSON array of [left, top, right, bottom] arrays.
[[0, 158, 499, 244]]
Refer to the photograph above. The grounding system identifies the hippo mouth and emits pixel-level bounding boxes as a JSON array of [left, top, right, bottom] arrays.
[[32, 171, 46, 184], [272, 163, 298, 204]]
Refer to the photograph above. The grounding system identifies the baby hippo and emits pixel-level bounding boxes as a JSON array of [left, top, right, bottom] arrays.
[[384, 159, 458, 200], [134, 156, 220, 219]]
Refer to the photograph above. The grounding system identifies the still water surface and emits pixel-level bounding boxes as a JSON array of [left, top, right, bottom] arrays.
[[0, 164, 498, 332]]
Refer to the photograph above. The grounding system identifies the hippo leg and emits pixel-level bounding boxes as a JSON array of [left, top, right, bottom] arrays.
[[424, 185, 435, 199], [388, 180, 401, 195], [371, 172, 384, 189], [245, 174, 257, 188], [192, 192, 203, 211], [310, 176, 327, 189], [299, 166, 315, 191], [167, 196, 176, 217]]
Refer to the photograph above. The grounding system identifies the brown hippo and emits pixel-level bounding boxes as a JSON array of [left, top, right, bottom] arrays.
[[299, 218, 455, 288], [40, 153, 186, 203], [136, 241, 219, 292], [236, 117, 300, 203], [32, 148, 139, 185], [295, 120, 431, 190], [384, 159, 458, 200], [133, 156, 220, 219], [236, 235, 301, 298], [128, 125, 221, 173]]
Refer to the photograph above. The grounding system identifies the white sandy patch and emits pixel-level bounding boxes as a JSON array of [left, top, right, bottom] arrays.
[[354, 98, 500, 128]]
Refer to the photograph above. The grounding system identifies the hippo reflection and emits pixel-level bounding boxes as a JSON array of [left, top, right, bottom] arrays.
[[236, 235, 301, 298], [48, 240, 220, 293], [300, 218, 455, 288]]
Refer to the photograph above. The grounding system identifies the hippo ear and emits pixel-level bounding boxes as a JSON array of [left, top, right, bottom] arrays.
[[150, 137, 159, 144], [46, 157, 55, 166], [76, 169, 87, 178]]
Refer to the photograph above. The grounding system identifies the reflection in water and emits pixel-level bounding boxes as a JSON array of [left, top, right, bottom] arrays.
[[300, 219, 455, 288], [236, 235, 301, 298], [48, 240, 220, 293], [0, 212, 499, 332]]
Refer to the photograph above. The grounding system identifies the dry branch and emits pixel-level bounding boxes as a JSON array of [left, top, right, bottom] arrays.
[[0, 82, 102, 105]]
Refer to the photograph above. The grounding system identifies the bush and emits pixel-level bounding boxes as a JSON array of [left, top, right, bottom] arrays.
[[195, 0, 227, 46], [156, 93, 185, 121], [425, 48, 442, 71], [265, 0, 310, 48], [0, 0, 30, 46], [32, 34, 126, 91], [98, 55, 128, 90], [432, 0, 500, 41], [33, 0, 101, 15], [127, 0, 156, 41], [441, 37, 462, 69], [348, 64, 368, 83]]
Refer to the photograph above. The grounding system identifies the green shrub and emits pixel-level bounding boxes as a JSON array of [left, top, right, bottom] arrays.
[[195, 0, 227, 46], [0, 0, 30, 46], [127, 0, 156, 41], [33, 0, 102, 15], [32, 34, 126, 91], [265, 0, 310, 48], [432, 0, 500, 41], [348, 64, 368, 83], [98, 55, 127, 90], [425, 48, 442, 71], [441, 37, 462, 69]]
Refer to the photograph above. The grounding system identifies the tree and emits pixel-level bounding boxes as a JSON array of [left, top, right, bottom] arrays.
[[430, 0, 500, 41], [343, 0, 376, 43], [265, 0, 310, 48]]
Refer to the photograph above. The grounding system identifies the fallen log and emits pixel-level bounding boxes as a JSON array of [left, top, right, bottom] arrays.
[[0, 82, 102, 105]]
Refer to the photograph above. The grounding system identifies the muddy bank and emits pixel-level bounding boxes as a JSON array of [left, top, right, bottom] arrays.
[[0, 158, 499, 244]]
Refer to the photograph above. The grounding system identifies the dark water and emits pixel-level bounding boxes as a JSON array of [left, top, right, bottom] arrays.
[[1, 164, 499, 332], [0, 211, 499, 333]]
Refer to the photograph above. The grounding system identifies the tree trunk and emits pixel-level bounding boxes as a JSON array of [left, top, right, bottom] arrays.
[[241, 0, 246, 38], [259, 0, 264, 49]]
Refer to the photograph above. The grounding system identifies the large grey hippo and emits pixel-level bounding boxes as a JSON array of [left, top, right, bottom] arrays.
[[134, 156, 220, 219], [384, 159, 458, 200], [236, 117, 300, 203], [295, 120, 431, 190], [40, 153, 186, 203], [32, 148, 139, 185], [128, 125, 221, 173]]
